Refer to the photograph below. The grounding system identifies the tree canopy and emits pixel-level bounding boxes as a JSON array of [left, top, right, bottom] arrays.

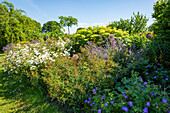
[[0, 1, 41, 50], [59, 16, 78, 34], [107, 12, 148, 35], [42, 21, 61, 33]]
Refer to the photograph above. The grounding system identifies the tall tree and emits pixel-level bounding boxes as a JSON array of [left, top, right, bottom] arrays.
[[42, 21, 61, 33], [59, 16, 78, 34], [152, 0, 170, 41], [0, 1, 41, 50], [107, 12, 148, 35]]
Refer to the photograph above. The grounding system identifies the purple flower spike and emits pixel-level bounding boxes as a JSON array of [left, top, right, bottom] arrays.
[[104, 102, 108, 106], [154, 76, 156, 79], [111, 101, 114, 104], [101, 95, 105, 100], [162, 99, 167, 103], [146, 102, 150, 106], [122, 107, 129, 112], [143, 107, 148, 113], [143, 82, 148, 85], [166, 109, 170, 113], [140, 77, 143, 82], [127, 101, 133, 107], [85, 100, 88, 103]]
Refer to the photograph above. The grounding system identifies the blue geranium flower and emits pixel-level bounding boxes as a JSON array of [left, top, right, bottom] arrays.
[[122, 94, 127, 98], [104, 102, 108, 106], [127, 101, 133, 107], [122, 107, 129, 112], [143, 107, 148, 113], [98, 109, 101, 113], [162, 99, 167, 103], [143, 82, 148, 85], [151, 92, 155, 96], [146, 102, 150, 106]]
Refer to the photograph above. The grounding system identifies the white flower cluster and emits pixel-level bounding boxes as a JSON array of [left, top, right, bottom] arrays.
[[3, 38, 72, 73]]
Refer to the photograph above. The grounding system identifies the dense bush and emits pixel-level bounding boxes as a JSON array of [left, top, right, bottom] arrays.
[[142, 39, 170, 68], [85, 36, 144, 79], [72, 26, 150, 53], [2, 38, 72, 86], [40, 48, 119, 111], [0, 1, 41, 50]]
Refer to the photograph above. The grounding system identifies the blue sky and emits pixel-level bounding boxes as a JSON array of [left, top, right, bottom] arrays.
[[2, 0, 157, 33]]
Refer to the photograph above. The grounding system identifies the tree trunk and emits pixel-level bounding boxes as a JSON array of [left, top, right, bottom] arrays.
[[68, 26, 70, 34]]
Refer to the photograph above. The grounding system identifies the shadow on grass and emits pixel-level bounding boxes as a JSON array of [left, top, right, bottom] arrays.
[[0, 70, 64, 113]]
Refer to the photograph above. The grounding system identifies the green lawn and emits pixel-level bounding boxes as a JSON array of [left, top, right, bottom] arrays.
[[0, 52, 64, 113]]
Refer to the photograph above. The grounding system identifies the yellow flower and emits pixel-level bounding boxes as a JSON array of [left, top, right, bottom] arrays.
[[84, 39, 88, 41], [88, 26, 93, 30], [103, 33, 110, 36], [91, 34, 99, 38], [81, 35, 86, 38], [87, 30, 93, 34], [84, 62, 88, 66], [75, 34, 81, 37], [99, 29, 105, 34]]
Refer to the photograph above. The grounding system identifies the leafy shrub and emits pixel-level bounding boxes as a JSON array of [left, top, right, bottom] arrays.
[[134, 60, 170, 89], [73, 26, 130, 53], [40, 48, 119, 112], [73, 26, 150, 54], [84, 71, 169, 113]]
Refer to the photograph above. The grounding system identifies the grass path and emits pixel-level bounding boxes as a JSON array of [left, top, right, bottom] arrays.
[[0, 52, 63, 113]]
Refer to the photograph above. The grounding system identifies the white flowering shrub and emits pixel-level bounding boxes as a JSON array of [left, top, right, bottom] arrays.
[[2, 38, 72, 83]]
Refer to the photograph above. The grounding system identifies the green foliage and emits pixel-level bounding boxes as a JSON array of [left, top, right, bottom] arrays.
[[152, 0, 170, 41], [0, 1, 41, 50], [59, 16, 78, 34], [143, 38, 170, 67], [134, 60, 170, 88], [42, 21, 63, 33], [84, 71, 169, 113], [107, 12, 149, 35]]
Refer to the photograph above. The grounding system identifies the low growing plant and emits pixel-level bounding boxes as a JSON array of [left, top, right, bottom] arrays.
[[84, 71, 169, 113]]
